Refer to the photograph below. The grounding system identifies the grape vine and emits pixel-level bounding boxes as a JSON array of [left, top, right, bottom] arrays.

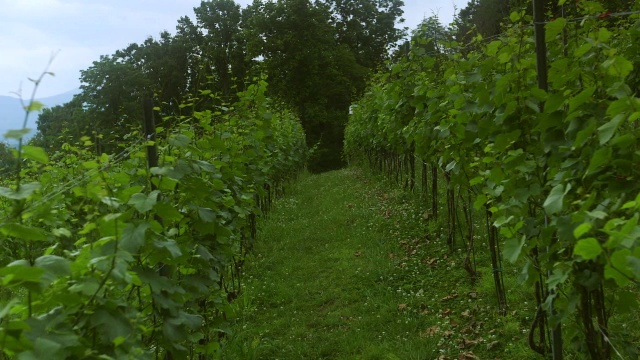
[[0, 79, 306, 359], [346, 2, 640, 358]]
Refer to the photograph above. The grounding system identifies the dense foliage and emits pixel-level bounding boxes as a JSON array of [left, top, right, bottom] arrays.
[[346, 1, 640, 358], [0, 79, 306, 358], [34, 0, 404, 172]]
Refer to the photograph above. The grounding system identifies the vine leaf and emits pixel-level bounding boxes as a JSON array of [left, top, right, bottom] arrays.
[[605, 249, 633, 287], [547, 268, 570, 291], [545, 18, 567, 41], [504, 235, 526, 263], [35, 255, 71, 286], [597, 114, 625, 145], [22, 145, 49, 164], [602, 56, 633, 78], [127, 191, 160, 213], [573, 238, 602, 260], [573, 223, 592, 239], [0, 182, 41, 200], [628, 256, 640, 279], [587, 147, 612, 174], [0, 223, 48, 241], [543, 183, 570, 215], [121, 223, 150, 254], [569, 86, 595, 113], [4, 128, 31, 139], [24, 101, 45, 112]]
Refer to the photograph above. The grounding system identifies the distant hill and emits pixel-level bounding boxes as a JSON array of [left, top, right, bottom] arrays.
[[0, 89, 79, 143]]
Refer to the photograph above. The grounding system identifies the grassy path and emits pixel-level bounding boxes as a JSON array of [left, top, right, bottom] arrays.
[[222, 168, 535, 359]]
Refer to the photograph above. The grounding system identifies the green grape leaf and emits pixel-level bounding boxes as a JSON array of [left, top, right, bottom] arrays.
[[168, 134, 191, 148], [605, 249, 633, 287], [4, 128, 31, 140], [504, 235, 526, 263], [545, 18, 567, 41], [52, 228, 72, 238], [544, 183, 570, 215], [198, 207, 216, 222], [0, 261, 45, 288], [24, 101, 45, 112], [153, 238, 182, 258], [127, 190, 160, 213], [597, 27, 612, 43], [486, 41, 502, 56], [0, 223, 48, 241], [628, 256, 640, 279], [547, 268, 570, 291], [0, 182, 40, 200], [21, 145, 49, 164], [587, 147, 612, 174], [473, 194, 487, 210], [121, 223, 150, 254], [569, 86, 596, 113], [544, 92, 565, 113], [509, 11, 522, 23], [0, 299, 19, 320], [597, 114, 625, 145], [573, 223, 592, 239], [574, 238, 602, 260], [603, 56, 633, 78], [211, 178, 226, 191], [155, 201, 184, 222], [34, 255, 71, 285]]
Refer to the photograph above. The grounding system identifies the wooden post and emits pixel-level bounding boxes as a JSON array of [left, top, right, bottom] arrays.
[[143, 98, 159, 173], [143, 98, 174, 360], [533, 0, 563, 358], [533, 0, 549, 94]]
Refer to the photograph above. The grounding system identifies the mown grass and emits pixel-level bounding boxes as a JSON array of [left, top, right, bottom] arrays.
[[220, 167, 637, 359]]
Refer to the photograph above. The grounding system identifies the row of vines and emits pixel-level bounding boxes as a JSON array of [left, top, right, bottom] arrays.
[[0, 79, 307, 358], [346, 1, 640, 358]]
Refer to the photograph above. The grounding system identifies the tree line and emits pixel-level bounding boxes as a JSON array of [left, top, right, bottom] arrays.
[[24, 0, 508, 171], [31, 0, 628, 171], [31, 0, 403, 172]]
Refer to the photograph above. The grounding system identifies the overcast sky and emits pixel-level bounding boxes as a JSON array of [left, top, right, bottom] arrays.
[[0, 0, 464, 99]]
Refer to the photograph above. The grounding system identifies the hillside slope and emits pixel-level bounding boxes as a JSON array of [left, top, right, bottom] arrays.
[[0, 89, 78, 141]]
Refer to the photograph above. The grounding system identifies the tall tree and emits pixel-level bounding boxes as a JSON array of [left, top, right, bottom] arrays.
[[193, 0, 254, 99], [244, 0, 403, 171], [79, 55, 147, 152], [0, 142, 17, 174], [33, 96, 88, 151], [328, 0, 405, 73]]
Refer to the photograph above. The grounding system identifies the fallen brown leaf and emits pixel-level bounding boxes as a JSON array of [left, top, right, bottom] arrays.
[[422, 257, 437, 266], [420, 326, 440, 337], [461, 337, 482, 348], [458, 352, 479, 360], [441, 292, 459, 302]]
